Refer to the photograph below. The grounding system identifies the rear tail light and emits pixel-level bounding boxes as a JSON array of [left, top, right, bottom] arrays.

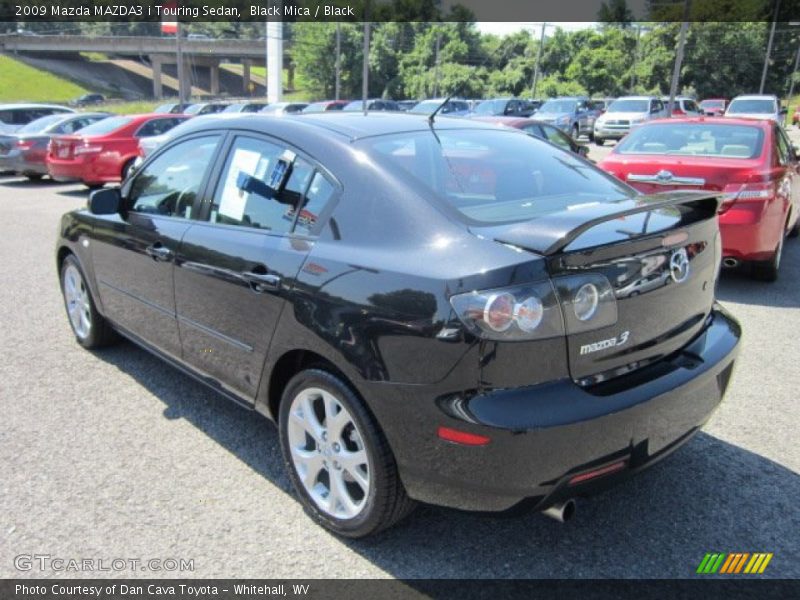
[[449, 273, 617, 341], [720, 182, 773, 213], [15, 139, 35, 150]]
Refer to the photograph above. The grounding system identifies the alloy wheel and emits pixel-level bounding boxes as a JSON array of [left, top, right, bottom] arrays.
[[286, 387, 371, 520], [63, 263, 92, 340]]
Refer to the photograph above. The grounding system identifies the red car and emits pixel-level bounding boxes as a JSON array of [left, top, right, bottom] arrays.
[[47, 113, 189, 187], [699, 98, 728, 116], [598, 117, 800, 281]]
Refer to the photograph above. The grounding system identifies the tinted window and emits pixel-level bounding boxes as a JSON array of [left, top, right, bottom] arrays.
[[608, 99, 649, 113], [775, 127, 791, 166], [17, 114, 65, 133], [292, 172, 336, 235], [128, 135, 220, 218], [541, 124, 573, 150], [78, 116, 133, 136], [136, 118, 183, 138], [684, 100, 699, 112], [615, 123, 764, 159], [727, 98, 777, 114], [359, 129, 632, 225], [522, 124, 545, 139], [211, 137, 311, 233], [540, 100, 578, 113]]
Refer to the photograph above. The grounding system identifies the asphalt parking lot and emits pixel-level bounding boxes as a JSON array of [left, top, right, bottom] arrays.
[[1, 129, 799, 580]]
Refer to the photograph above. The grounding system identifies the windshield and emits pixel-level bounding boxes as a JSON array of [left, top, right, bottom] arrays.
[[76, 116, 132, 136], [358, 129, 632, 225], [222, 104, 244, 113], [17, 114, 65, 133], [409, 100, 445, 114], [473, 100, 506, 115], [608, 99, 649, 113], [700, 100, 725, 108], [539, 100, 578, 114], [615, 123, 764, 159], [727, 98, 776, 114]]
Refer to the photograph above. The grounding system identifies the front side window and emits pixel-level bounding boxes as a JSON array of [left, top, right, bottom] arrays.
[[359, 129, 633, 225], [128, 135, 220, 218]]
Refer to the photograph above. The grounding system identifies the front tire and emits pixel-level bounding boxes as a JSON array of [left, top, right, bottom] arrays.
[[60, 255, 118, 348], [595, 137, 605, 146], [571, 124, 579, 140], [278, 369, 415, 538]]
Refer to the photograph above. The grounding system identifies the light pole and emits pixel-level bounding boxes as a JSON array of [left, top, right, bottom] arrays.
[[667, 0, 692, 117], [785, 22, 800, 124], [760, 0, 781, 94], [530, 22, 547, 99]]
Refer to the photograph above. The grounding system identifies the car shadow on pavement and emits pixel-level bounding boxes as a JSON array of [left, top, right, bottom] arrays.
[[716, 237, 800, 308], [0, 177, 64, 188], [94, 341, 800, 579]]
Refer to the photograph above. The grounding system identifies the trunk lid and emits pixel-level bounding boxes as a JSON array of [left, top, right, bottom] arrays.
[[606, 155, 762, 195], [475, 192, 721, 384], [50, 135, 82, 160]]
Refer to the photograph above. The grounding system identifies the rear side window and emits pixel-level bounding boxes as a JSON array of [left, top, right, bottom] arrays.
[[359, 129, 632, 225], [136, 118, 183, 138]]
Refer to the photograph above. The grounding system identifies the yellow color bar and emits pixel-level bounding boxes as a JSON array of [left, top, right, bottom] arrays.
[[758, 553, 773, 574], [744, 554, 760, 574]]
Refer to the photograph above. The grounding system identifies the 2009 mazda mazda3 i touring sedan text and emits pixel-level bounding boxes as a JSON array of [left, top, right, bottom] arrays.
[[56, 112, 740, 537]]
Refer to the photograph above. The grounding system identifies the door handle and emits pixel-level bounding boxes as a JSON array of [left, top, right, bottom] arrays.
[[145, 244, 173, 262], [242, 270, 281, 293]]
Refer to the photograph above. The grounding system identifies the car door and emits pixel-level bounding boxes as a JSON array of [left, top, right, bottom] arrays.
[[89, 134, 222, 359], [775, 126, 800, 231], [174, 134, 339, 401]]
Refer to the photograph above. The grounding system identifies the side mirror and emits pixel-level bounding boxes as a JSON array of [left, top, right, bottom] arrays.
[[89, 187, 121, 215]]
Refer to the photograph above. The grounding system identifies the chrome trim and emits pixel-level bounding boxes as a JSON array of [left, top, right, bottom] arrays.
[[627, 172, 705, 186]]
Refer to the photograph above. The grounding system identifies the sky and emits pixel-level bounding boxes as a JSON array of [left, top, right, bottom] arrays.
[[476, 22, 598, 37]]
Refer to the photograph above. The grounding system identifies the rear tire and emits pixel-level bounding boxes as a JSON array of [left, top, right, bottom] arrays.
[[25, 174, 43, 181], [278, 369, 416, 538], [751, 236, 783, 282], [60, 255, 118, 348], [595, 137, 605, 146], [571, 124, 579, 140], [121, 158, 136, 181]]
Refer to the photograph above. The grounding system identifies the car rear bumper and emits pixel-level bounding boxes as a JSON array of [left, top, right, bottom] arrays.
[[0, 151, 47, 175], [48, 158, 90, 183], [363, 305, 740, 512], [719, 202, 781, 262], [593, 126, 629, 140]]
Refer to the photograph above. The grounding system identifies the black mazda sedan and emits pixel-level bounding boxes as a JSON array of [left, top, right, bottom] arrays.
[[56, 112, 740, 537]]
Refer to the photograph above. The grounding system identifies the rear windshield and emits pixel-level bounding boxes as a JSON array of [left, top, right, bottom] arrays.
[[608, 99, 649, 113], [727, 99, 776, 114], [17, 114, 65, 133], [303, 102, 329, 113], [473, 100, 506, 115], [76, 116, 132, 135], [539, 100, 577, 113], [700, 99, 725, 108], [615, 123, 764, 159], [358, 129, 633, 225]]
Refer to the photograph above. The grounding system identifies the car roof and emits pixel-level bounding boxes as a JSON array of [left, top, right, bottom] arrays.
[[173, 111, 505, 142], [639, 116, 772, 129], [730, 94, 778, 101], [0, 103, 74, 110]]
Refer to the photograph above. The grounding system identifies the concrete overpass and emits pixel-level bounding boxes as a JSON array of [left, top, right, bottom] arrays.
[[0, 34, 283, 99]]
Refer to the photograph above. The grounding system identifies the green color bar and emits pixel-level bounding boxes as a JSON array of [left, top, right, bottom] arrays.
[[710, 553, 727, 573], [697, 553, 713, 574]]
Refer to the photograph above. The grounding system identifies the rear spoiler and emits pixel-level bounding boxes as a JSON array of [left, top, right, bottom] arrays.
[[475, 191, 721, 256]]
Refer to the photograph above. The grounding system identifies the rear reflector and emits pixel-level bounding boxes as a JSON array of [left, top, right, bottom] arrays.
[[568, 460, 627, 485], [437, 426, 491, 446]]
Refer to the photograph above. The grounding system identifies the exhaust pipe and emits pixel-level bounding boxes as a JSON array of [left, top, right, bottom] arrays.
[[722, 257, 740, 269], [542, 499, 576, 523]]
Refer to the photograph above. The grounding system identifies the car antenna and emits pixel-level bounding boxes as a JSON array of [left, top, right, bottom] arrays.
[[428, 36, 517, 126]]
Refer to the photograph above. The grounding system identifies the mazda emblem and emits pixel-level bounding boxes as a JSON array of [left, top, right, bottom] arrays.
[[669, 248, 690, 283]]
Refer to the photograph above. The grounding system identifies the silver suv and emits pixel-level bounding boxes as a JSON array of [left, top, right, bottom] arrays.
[[593, 96, 667, 145]]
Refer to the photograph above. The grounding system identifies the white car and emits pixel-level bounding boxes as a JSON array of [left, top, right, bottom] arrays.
[[725, 94, 784, 123], [593, 96, 667, 145], [0, 103, 75, 134]]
